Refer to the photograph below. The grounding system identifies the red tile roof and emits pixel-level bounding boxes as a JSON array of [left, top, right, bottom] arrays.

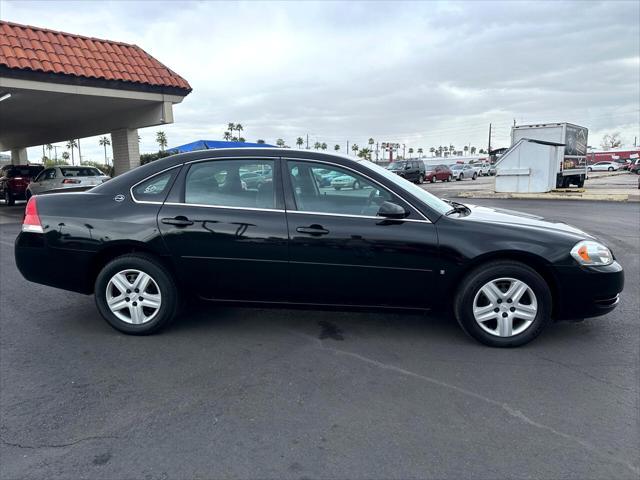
[[0, 20, 191, 92]]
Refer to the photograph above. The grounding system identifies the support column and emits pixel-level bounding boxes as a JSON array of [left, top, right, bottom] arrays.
[[10, 148, 28, 164], [111, 128, 140, 176]]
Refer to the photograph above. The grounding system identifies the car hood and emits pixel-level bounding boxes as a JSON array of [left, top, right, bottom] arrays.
[[460, 204, 594, 241]]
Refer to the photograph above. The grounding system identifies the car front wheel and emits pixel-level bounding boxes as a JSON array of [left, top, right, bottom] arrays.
[[454, 261, 552, 347], [472, 172, 478, 180], [608, 167, 613, 171], [588, 167, 593, 172], [447, 175, 452, 182], [95, 253, 178, 335]]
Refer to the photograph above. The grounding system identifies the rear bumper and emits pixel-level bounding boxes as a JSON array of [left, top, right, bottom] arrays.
[[15, 232, 94, 294], [554, 261, 624, 320]]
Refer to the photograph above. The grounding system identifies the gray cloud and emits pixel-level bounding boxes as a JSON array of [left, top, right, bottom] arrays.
[[2, 0, 638, 161]]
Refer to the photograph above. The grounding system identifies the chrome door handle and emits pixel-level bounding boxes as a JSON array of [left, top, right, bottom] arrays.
[[296, 225, 329, 236], [161, 216, 194, 227]]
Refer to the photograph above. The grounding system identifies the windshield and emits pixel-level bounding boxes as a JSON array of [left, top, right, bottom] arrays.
[[359, 160, 451, 216], [450, 165, 463, 170], [387, 162, 406, 170], [5, 166, 43, 177]]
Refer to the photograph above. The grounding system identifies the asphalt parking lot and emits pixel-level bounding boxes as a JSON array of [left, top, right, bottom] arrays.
[[1, 199, 638, 480]]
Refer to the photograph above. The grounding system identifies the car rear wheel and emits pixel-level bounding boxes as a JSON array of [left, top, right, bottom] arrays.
[[588, 167, 593, 172], [447, 175, 452, 182], [608, 167, 613, 171], [4, 190, 14, 206], [430, 175, 436, 183], [472, 172, 478, 180], [457, 174, 463, 181], [454, 261, 552, 347], [95, 254, 178, 335]]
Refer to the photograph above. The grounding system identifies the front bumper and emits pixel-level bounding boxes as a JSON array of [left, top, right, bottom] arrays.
[[553, 260, 624, 320]]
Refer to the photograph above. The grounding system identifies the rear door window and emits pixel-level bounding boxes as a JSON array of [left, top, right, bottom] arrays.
[[132, 170, 178, 203], [184, 159, 276, 209]]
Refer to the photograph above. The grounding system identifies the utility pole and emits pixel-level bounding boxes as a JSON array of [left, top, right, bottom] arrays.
[[306, 134, 309, 150], [77, 138, 82, 165], [53, 145, 60, 161], [346, 140, 349, 154], [375, 142, 379, 163], [488, 123, 492, 155], [402, 144, 406, 159]]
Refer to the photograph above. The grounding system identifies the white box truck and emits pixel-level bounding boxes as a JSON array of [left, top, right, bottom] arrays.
[[511, 123, 588, 188]]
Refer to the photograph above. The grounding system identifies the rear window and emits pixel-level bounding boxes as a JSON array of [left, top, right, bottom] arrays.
[[59, 167, 103, 177], [4, 166, 43, 178]]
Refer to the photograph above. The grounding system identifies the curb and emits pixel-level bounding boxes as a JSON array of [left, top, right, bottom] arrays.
[[455, 191, 639, 202]]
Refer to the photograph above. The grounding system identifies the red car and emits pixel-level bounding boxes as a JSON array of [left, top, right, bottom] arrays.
[[0, 165, 44, 206], [424, 164, 453, 183]]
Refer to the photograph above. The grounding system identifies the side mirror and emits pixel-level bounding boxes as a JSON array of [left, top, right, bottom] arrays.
[[377, 201, 408, 219]]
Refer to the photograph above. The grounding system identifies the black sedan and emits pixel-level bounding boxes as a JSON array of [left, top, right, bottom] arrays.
[[15, 149, 624, 347]]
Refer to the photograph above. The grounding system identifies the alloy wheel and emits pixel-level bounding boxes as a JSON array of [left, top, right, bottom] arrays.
[[472, 277, 537, 337], [106, 269, 162, 324]]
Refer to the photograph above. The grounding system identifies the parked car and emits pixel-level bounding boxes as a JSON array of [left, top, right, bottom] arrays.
[[239, 169, 272, 190], [587, 161, 620, 172], [629, 159, 640, 174], [315, 169, 343, 187], [488, 164, 497, 176], [331, 174, 363, 190], [476, 163, 492, 176], [450, 164, 478, 181], [423, 164, 453, 183], [15, 149, 624, 347], [386, 160, 426, 184], [0, 164, 44, 205], [26, 166, 110, 198]]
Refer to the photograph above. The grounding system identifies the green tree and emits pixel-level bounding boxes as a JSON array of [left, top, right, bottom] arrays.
[[256, 139, 266, 144], [45, 144, 53, 159], [98, 136, 111, 164], [358, 148, 371, 160], [296, 137, 304, 149], [334, 144, 340, 151], [417, 147, 423, 156], [321, 142, 327, 150], [429, 147, 435, 156], [156, 131, 168, 151], [408, 147, 414, 158], [313, 141, 321, 150], [463, 145, 469, 156], [351, 144, 359, 155], [61, 151, 70, 161], [276, 138, 286, 148], [235, 123, 244, 141], [368, 137, 374, 151], [66, 139, 78, 165], [223, 131, 232, 141], [470, 146, 476, 155]]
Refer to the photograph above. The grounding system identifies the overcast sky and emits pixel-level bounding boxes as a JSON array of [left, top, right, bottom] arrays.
[[2, 0, 639, 162]]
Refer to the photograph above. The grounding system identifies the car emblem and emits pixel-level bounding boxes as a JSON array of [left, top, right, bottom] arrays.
[[114, 194, 125, 202]]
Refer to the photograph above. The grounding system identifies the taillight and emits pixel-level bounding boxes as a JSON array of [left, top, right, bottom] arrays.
[[62, 179, 81, 184], [22, 197, 43, 233]]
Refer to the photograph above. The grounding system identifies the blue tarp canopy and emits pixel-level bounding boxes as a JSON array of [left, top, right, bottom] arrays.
[[168, 140, 275, 153]]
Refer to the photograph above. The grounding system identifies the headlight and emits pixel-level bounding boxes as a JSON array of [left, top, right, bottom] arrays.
[[570, 240, 613, 266]]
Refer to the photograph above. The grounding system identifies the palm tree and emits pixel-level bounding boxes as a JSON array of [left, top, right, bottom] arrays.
[[470, 146, 477, 155], [98, 136, 111, 164], [296, 137, 304, 149], [321, 142, 327, 150], [334, 144, 340, 151], [227, 122, 236, 134], [256, 139, 265, 144], [417, 148, 423, 157], [45, 144, 53, 159], [61, 151, 70, 161], [66, 139, 78, 165], [235, 124, 244, 141], [449, 144, 455, 153], [313, 142, 321, 150], [156, 131, 168, 151], [408, 147, 414, 158], [368, 138, 374, 151], [223, 131, 232, 141], [276, 138, 285, 148], [463, 145, 469, 156], [351, 144, 359, 155], [429, 147, 435, 157], [358, 148, 371, 160]]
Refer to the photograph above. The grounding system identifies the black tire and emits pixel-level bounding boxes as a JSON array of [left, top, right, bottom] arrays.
[[472, 173, 478, 180], [4, 190, 14, 206], [447, 175, 452, 182], [587, 167, 592, 172], [430, 175, 436, 183], [608, 167, 613, 171], [334, 186, 341, 190], [418, 175, 424, 184], [94, 253, 178, 335], [458, 174, 463, 181], [454, 261, 552, 347]]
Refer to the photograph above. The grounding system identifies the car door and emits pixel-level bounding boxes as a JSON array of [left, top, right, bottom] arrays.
[[157, 156, 289, 301], [283, 158, 439, 309], [31, 168, 56, 194]]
